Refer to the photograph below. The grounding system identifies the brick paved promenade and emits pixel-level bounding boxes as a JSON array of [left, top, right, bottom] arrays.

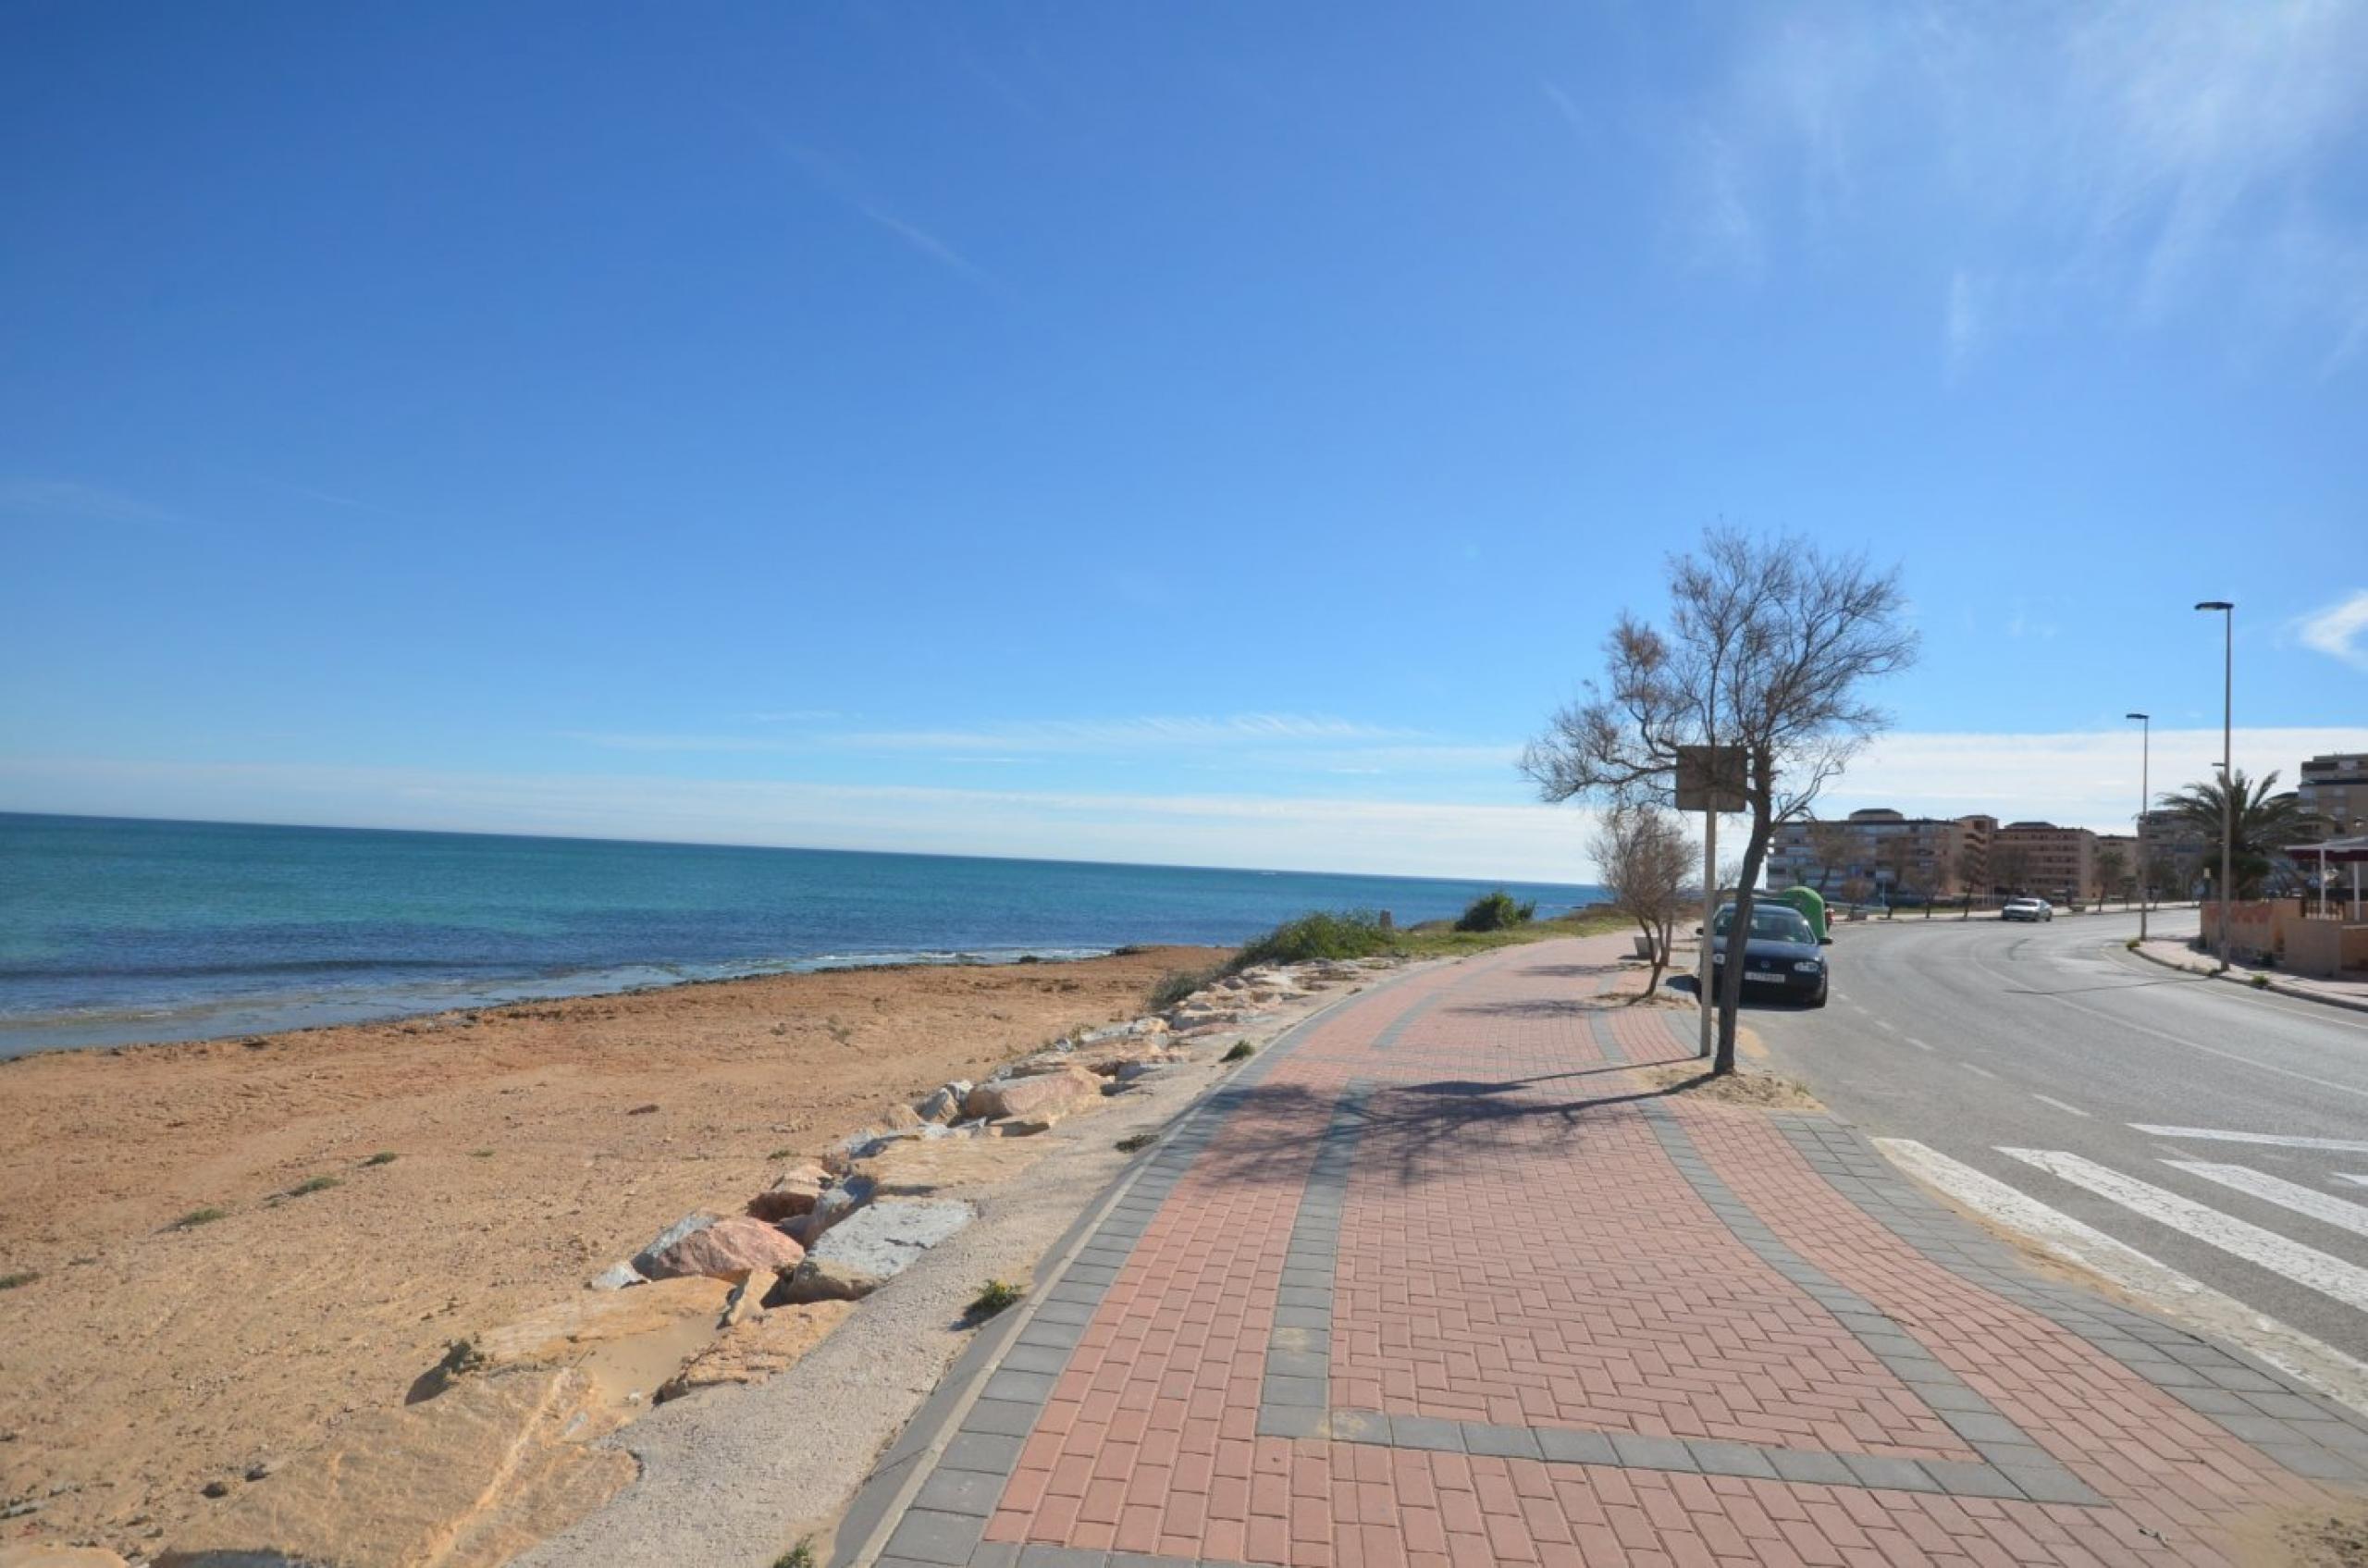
[[838, 937, 2368, 1568]]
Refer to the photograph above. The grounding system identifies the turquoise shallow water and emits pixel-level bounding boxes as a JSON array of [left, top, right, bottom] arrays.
[[0, 813, 1602, 1055]]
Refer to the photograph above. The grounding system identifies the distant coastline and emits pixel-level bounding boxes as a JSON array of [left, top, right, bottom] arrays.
[[0, 812, 1603, 1055]]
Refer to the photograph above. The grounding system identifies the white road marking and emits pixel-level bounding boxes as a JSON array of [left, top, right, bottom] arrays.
[[2337, 1175, 2368, 1190], [2031, 1094, 2091, 1117], [1873, 1019, 1897, 1033], [1876, 1139, 2368, 1415], [1905, 1036, 1934, 1051], [2168, 1162, 2368, 1241], [2002, 1148, 2368, 1314], [2133, 1125, 2368, 1155], [1961, 1062, 1998, 1080]]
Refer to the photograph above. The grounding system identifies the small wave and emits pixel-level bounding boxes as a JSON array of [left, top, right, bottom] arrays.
[[0, 957, 526, 982]]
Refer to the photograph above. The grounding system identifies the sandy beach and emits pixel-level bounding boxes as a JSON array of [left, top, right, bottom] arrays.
[[0, 945, 1223, 1556]]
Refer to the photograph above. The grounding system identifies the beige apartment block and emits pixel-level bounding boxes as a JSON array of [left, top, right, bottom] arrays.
[[1992, 821, 2098, 902], [1768, 809, 1994, 901], [2300, 752, 2368, 839]]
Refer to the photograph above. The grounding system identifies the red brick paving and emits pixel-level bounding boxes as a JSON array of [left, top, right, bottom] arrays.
[[978, 937, 2353, 1566]]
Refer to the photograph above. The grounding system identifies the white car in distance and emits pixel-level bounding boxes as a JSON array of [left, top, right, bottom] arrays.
[[2000, 896, 2054, 922]]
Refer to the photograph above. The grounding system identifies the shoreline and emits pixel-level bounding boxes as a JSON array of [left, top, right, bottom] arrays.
[[0, 942, 1135, 1060], [0, 940, 1227, 1555]]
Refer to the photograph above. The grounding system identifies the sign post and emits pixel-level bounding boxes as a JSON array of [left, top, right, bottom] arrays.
[[1676, 745, 1747, 1060]]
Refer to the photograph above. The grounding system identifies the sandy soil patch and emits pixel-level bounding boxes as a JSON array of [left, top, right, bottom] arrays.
[[0, 946, 1217, 1557]]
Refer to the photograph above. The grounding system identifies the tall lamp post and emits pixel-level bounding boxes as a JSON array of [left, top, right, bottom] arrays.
[[2126, 711, 2150, 942], [2194, 601, 2235, 968]]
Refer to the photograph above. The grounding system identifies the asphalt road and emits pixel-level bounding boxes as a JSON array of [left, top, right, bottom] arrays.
[[1745, 906, 2368, 1364]]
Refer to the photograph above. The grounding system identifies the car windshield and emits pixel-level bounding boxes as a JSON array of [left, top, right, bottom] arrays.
[[1712, 906, 1815, 944]]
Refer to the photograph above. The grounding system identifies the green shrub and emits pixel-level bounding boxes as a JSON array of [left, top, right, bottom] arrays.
[[1116, 1132, 1157, 1153], [173, 1206, 228, 1229], [1454, 890, 1536, 933], [285, 1175, 342, 1197], [0, 1270, 37, 1290], [771, 1540, 817, 1568], [362, 1152, 399, 1167], [1149, 967, 1217, 1010], [1221, 1042, 1256, 1063], [2251, 973, 2272, 988], [968, 1279, 1024, 1318], [1228, 910, 1395, 971]]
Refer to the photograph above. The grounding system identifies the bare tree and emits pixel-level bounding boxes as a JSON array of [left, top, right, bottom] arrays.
[[1591, 804, 1692, 996], [2095, 844, 2128, 909], [1522, 530, 1918, 1074], [1804, 818, 1855, 897], [1992, 846, 2031, 896], [1954, 842, 1984, 919]]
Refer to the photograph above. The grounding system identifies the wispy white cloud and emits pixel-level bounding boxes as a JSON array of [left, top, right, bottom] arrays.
[[1681, 0, 2368, 368], [1831, 725, 2368, 832], [0, 478, 179, 526], [0, 756, 1604, 883], [2295, 589, 2368, 672], [832, 713, 1424, 752], [742, 116, 991, 285]]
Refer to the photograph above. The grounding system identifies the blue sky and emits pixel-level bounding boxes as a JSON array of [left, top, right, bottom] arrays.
[[3, 1, 2362, 878]]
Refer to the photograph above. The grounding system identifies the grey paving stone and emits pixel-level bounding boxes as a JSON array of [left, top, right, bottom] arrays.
[[1017, 1547, 1108, 1568], [940, 1431, 1026, 1475], [1841, 1454, 1941, 1493], [968, 1546, 1021, 1568], [1000, 1342, 1076, 1377], [962, 1399, 1042, 1438], [1256, 1404, 1327, 1439], [1610, 1433, 1698, 1473], [1388, 1414, 1467, 1452], [1329, 1409, 1390, 1442], [1917, 1460, 2028, 1500], [883, 1508, 987, 1566], [1264, 1374, 1326, 1408], [915, 1466, 1008, 1517], [983, 1369, 1059, 1404], [1465, 1423, 1545, 1461], [1769, 1449, 1858, 1487], [1684, 1440, 1779, 1480], [1267, 1350, 1328, 1380], [1941, 1410, 2028, 1446]]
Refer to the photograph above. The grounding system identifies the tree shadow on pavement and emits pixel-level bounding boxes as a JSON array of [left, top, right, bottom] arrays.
[[1190, 1069, 1713, 1197]]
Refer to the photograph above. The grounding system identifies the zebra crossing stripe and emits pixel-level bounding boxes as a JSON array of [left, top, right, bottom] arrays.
[[1877, 1139, 2368, 1414], [2167, 1162, 2368, 1242], [2001, 1148, 2368, 1315], [2131, 1125, 2368, 1155]]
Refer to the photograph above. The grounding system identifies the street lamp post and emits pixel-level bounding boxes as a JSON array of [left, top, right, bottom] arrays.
[[2195, 601, 2235, 968], [2126, 711, 2150, 942]]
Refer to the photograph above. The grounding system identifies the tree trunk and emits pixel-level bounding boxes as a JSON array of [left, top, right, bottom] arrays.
[[1710, 766, 1779, 1077]]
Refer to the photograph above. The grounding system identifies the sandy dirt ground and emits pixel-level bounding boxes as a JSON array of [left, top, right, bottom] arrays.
[[0, 947, 1222, 1558]]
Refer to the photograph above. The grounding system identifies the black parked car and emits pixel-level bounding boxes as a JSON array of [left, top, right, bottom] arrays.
[[1708, 902, 1831, 1006]]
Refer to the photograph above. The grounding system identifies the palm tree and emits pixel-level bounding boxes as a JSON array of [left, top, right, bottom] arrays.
[[2153, 769, 2323, 897]]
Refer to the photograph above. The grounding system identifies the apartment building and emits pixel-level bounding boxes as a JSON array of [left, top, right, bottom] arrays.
[[2136, 808, 2213, 897], [1992, 821, 2098, 901], [2300, 753, 2368, 839], [2093, 833, 2140, 898], [1767, 809, 1994, 901]]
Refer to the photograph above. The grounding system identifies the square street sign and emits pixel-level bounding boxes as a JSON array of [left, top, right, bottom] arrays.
[[1674, 745, 1746, 811]]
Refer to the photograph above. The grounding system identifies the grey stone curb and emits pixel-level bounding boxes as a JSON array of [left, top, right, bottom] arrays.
[[2124, 941, 2368, 1016], [1774, 1115, 2368, 1486]]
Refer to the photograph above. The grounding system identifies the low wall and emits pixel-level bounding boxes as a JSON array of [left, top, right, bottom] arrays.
[[2286, 918, 2368, 980], [2200, 900, 2290, 962]]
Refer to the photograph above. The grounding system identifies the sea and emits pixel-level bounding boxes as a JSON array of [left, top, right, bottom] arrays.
[[0, 812, 1603, 1056]]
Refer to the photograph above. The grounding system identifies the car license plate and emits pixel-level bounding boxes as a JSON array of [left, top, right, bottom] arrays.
[[1744, 971, 1786, 985]]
